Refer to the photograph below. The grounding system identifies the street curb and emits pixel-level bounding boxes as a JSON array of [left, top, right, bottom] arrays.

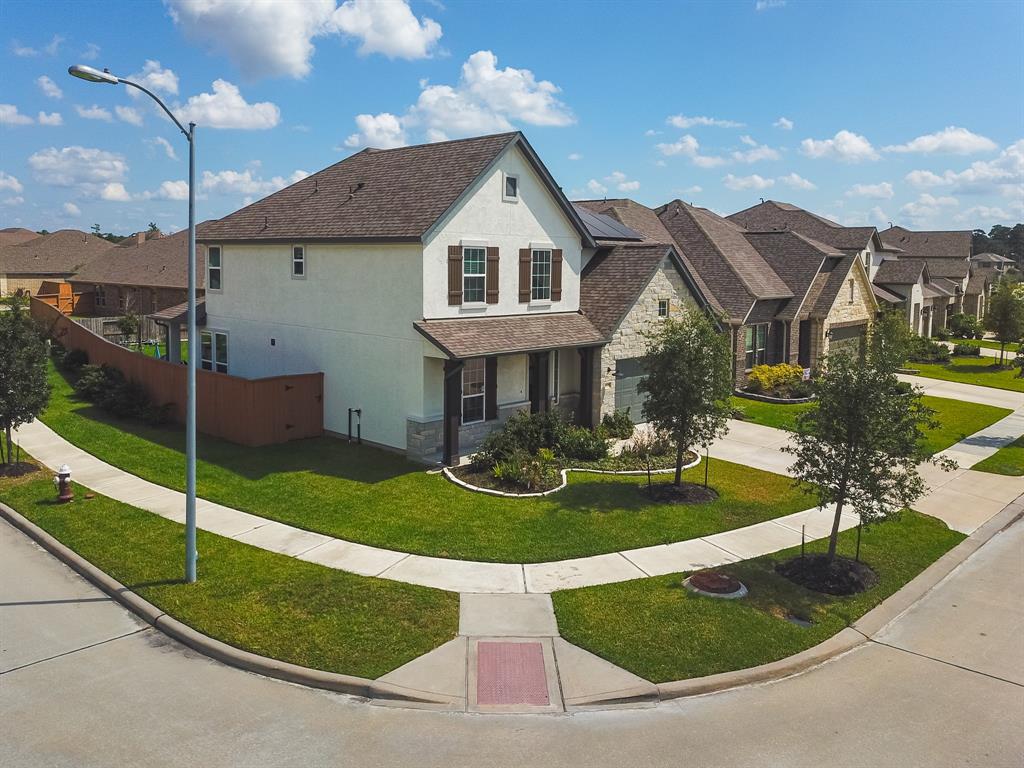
[[651, 494, 1023, 704], [0, 502, 453, 707]]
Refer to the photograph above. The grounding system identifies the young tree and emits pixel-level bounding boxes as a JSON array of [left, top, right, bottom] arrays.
[[638, 311, 733, 485], [984, 281, 1024, 365], [0, 305, 50, 466], [868, 307, 916, 373], [784, 346, 952, 564]]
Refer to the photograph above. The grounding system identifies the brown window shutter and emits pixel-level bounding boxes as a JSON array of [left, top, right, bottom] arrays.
[[485, 356, 498, 420], [551, 249, 563, 301], [518, 248, 531, 303], [486, 247, 499, 304], [447, 245, 462, 306]]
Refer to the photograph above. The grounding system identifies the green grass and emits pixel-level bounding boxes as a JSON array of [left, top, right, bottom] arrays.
[[0, 462, 458, 679], [37, 362, 814, 563], [552, 511, 964, 683], [972, 436, 1024, 476], [950, 338, 1020, 353], [908, 356, 1024, 393], [128, 340, 188, 361], [732, 394, 1010, 455]]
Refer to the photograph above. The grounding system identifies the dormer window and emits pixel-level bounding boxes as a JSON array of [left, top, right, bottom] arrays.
[[503, 172, 519, 202]]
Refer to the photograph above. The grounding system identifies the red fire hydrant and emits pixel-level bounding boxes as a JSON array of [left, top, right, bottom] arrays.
[[53, 464, 73, 503]]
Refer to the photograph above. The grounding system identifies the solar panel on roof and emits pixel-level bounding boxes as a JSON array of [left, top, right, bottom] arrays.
[[571, 205, 644, 241]]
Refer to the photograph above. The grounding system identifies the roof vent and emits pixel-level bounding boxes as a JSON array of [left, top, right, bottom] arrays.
[[263, 215, 269, 229]]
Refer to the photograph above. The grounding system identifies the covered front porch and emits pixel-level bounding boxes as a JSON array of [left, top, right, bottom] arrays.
[[413, 313, 607, 465]]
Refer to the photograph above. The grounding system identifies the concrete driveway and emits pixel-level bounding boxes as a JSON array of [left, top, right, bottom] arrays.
[[2, 516, 1022, 768]]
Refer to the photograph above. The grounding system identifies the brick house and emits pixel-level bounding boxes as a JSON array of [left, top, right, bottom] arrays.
[[0, 229, 115, 297]]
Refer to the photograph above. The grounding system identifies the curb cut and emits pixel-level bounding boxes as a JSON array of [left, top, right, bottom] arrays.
[[0, 502, 452, 707]]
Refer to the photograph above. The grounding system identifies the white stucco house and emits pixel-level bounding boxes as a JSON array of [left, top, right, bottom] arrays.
[[197, 132, 714, 464]]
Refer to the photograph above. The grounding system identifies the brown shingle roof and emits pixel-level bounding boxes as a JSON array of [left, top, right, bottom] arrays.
[[581, 244, 679, 336], [874, 258, 928, 285], [150, 298, 206, 324], [728, 201, 878, 252], [414, 312, 605, 358], [966, 271, 988, 294], [741, 230, 842, 320], [70, 228, 208, 290], [0, 229, 116, 275], [923, 258, 969, 279], [0, 227, 40, 247], [872, 284, 905, 303], [878, 225, 971, 259]]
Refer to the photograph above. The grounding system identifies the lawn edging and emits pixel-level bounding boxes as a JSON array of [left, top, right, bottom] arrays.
[[650, 495, 1023, 704], [442, 452, 702, 498], [0, 501, 457, 708], [732, 389, 816, 405]]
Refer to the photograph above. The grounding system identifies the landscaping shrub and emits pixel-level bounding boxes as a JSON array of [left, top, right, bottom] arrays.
[[491, 447, 560, 492], [948, 313, 982, 340], [952, 343, 982, 357], [557, 425, 609, 461], [73, 364, 111, 402], [907, 336, 951, 363], [62, 347, 89, 373], [619, 428, 673, 460], [933, 326, 950, 341], [600, 409, 635, 440], [72, 363, 174, 424], [746, 363, 805, 396], [474, 410, 568, 467]]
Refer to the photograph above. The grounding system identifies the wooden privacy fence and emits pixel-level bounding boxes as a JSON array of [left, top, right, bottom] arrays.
[[32, 298, 324, 447]]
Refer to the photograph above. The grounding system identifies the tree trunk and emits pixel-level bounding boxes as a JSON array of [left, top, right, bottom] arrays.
[[1000, 341, 1006, 367], [674, 442, 684, 486], [4, 425, 12, 467], [827, 493, 846, 563]]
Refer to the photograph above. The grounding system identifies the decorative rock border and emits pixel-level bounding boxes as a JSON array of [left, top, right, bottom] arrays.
[[443, 452, 702, 498], [733, 389, 816, 405]]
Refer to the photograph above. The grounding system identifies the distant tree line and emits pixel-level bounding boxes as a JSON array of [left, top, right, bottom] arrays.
[[972, 223, 1024, 268]]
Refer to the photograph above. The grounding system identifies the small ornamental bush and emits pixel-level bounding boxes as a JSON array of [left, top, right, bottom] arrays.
[[933, 326, 950, 341], [600, 409, 635, 439], [474, 410, 569, 467], [72, 363, 175, 424], [73, 364, 111, 402], [557, 425, 609, 461], [62, 347, 89, 373], [491, 447, 560, 492], [907, 336, 951, 363], [952, 343, 982, 357], [948, 313, 982, 340], [746, 363, 805, 396]]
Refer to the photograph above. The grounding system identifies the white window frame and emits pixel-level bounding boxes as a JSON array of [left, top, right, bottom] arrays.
[[658, 298, 670, 318], [291, 245, 306, 280], [462, 246, 487, 305], [744, 323, 768, 370], [207, 245, 223, 293], [461, 358, 485, 425], [531, 249, 552, 302], [200, 329, 229, 374], [502, 172, 519, 203]]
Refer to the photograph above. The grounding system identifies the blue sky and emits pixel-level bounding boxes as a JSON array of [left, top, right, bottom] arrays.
[[1, 0, 1021, 235]]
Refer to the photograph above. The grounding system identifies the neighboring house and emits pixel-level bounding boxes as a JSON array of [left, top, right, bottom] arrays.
[[971, 252, 1015, 275], [69, 228, 207, 317], [0, 227, 40, 248], [198, 132, 609, 464], [0, 229, 115, 297], [871, 258, 938, 336]]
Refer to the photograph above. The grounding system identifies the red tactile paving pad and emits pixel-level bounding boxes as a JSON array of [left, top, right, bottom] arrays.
[[476, 641, 550, 706]]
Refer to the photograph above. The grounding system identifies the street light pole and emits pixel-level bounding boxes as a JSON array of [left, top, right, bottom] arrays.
[[68, 64, 199, 583]]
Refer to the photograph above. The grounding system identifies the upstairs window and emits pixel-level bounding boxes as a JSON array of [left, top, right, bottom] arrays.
[[463, 247, 486, 303], [292, 245, 305, 278], [658, 298, 670, 317], [531, 249, 552, 301], [744, 323, 767, 369], [207, 246, 222, 291], [461, 358, 485, 424], [503, 173, 519, 202], [94, 285, 106, 307], [201, 330, 228, 374]]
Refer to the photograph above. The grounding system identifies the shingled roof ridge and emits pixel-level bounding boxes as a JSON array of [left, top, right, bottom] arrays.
[[354, 130, 520, 156]]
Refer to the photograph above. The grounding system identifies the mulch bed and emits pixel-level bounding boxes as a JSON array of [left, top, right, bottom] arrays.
[[639, 481, 718, 505], [689, 571, 742, 594], [0, 462, 39, 479], [449, 464, 561, 494], [776, 554, 878, 596]]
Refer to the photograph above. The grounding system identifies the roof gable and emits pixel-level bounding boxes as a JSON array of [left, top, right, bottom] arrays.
[[878, 225, 971, 259], [728, 200, 878, 252]]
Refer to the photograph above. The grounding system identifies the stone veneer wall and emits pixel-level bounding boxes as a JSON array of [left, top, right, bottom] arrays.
[[406, 400, 530, 464], [597, 261, 695, 418], [818, 263, 875, 359]]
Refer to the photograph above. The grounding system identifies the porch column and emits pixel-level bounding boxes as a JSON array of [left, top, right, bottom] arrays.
[[442, 359, 463, 466], [577, 347, 593, 428]]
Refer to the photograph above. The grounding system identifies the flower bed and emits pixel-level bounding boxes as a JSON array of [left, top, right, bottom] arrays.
[[740, 363, 814, 401]]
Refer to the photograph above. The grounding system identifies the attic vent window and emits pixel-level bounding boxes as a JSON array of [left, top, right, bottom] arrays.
[[503, 172, 519, 202]]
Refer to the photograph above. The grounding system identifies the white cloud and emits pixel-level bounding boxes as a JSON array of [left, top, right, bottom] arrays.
[[152, 180, 189, 201], [127, 60, 180, 97], [846, 182, 894, 199], [723, 173, 774, 191], [37, 75, 63, 99], [344, 112, 406, 148], [953, 205, 1012, 224], [568, 153, 582, 161], [899, 193, 958, 226], [63, 202, 81, 216], [43, 35, 63, 55], [0, 104, 34, 126], [81, 42, 100, 61], [904, 169, 946, 188], [166, 0, 441, 80], [38, 111, 62, 126], [774, 116, 793, 130], [177, 80, 280, 130], [756, 0, 787, 10], [693, 154, 727, 168], [667, 114, 743, 129], [656, 134, 699, 157], [731, 137, 780, 163], [644, 129, 660, 137], [604, 171, 639, 192], [585, 179, 607, 196], [0, 172, 23, 193], [28, 146, 128, 187], [201, 168, 309, 197], [76, 104, 113, 122], [148, 136, 179, 161], [115, 106, 144, 126], [681, 185, 703, 195], [903, 140, 1024, 197], [778, 172, 816, 190], [345, 50, 573, 146], [800, 130, 879, 162], [883, 126, 997, 155], [11, 35, 63, 57], [868, 206, 889, 227], [2, 196, 24, 206], [329, 0, 442, 59], [100, 182, 132, 202]]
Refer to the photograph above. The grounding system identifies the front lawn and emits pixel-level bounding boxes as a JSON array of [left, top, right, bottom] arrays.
[[909, 356, 1024, 393], [972, 436, 1024, 476], [552, 511, 964, 683], [0, 461, 458, 679], [950, 338, 1020, 353], [732, 394, 1010, 455], [37, 362, 814, 563]]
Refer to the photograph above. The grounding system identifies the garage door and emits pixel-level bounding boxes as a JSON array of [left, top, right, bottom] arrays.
[[613, 357, 647, 423], [829, 323, 867, 355]]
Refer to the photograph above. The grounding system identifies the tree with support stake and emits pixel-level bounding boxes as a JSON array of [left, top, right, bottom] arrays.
[[0, 305, 50, 470]]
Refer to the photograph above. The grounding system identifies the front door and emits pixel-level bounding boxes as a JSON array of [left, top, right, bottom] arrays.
[[798, 320, 811, 368], [528, 352, 549, 414]]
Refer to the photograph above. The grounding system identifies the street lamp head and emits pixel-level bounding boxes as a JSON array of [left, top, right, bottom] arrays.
[[68, 64, 120, 85]]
